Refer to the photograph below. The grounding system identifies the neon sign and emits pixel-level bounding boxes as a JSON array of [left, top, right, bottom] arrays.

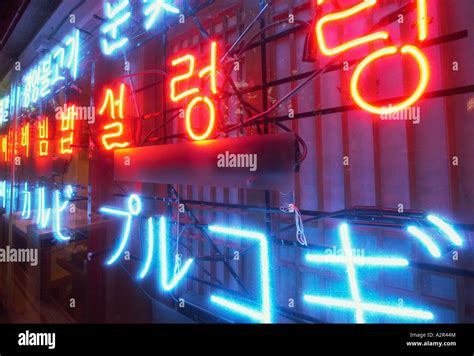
[[208, 225, 272, 324], [170, 41, 218, 141], [54, 185, 74, 241], [143, 0, 180, 30], [99, 195, 194, 287], [21, 183, 31, 219], [1, 135, 8, 162], [99, 83, 130, 150], [157, 216, 194, 290], [37, 117, 49, 157], [0, 95, 10, 125], [97, 193, 469, 323], [315, 0, 430, 115], [60, 105, 76, 155], [101, 0, 132, 56], [100, 194, 142, 266], [20, 123, 30, 158], [304, 223, 433, 323], [21, 29, 80, 108], [101, 0, 181, 55], [407, 214, 463, 258]]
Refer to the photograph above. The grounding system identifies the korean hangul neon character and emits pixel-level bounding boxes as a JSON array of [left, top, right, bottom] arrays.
[[38, 117, 49, 157], [40, 55, 52, 98], [60, 105, 76, 155], [21, 123, 30, 158], [98, 83, 130, 150], [170, 41, 217, 141], [315, 0, 430, 115], [100, 0, 132, 56], [143, 0, 180, 31]]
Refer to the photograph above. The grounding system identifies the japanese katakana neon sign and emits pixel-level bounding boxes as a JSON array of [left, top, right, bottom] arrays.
[[92, 192, 466, 324]]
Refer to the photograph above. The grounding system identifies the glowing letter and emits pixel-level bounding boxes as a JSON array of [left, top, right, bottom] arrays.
[[21, 183, 31, 219], [53, 185, 74, 241], [155, 216, 193, 289], [38, 117, 49, 157], [21, 124, 30, 158], [99, 83, 129, 150], [0, 181, 6, 209], [417, 0, 428, 41], [198, 41, 218, 95], [60, 105, 76, 155], [316, 0, 389, 56], [143, 0, 180, 30], [427, 214, 463, 247], [407, 226, 442, 258], [185, 96, 215, 141], [138, 217, 155, 279], [304, 223, 434, 322], [208, 225, 272, 323], [170, 54, 199, 102], [100, 194, 141, 266], [101, 0, 131, 56], [65, 30, 80, 80], [350, 45, 430, 115]]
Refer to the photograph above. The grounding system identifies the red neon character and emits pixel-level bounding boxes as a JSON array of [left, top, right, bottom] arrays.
[[38, 117, 49, 157], [21, 123, 30, 158], [315, 0, 430, 115], [60, 105, 76, 155], [98, 83, 130, 150], [1, 135, 7, 162], [170, 41, 218, 141]]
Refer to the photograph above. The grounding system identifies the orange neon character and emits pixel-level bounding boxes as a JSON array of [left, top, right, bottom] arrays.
[[38, 117, 49, 157], [350, 45, 429, 115], [21, 124, 30, 158], [198, 41, 218, 95], [98, 83, 130, 150], [316, 0, 389, 56], [101, 122, 129, 150], [170, 54, 199, 102], [417, 0, 428, 41], [169, 41, 218, 141], [1, 136, 7, 162], [60, 105, 76, 154], [315, 0, 430, 115], [185, 97, 216, 141]]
